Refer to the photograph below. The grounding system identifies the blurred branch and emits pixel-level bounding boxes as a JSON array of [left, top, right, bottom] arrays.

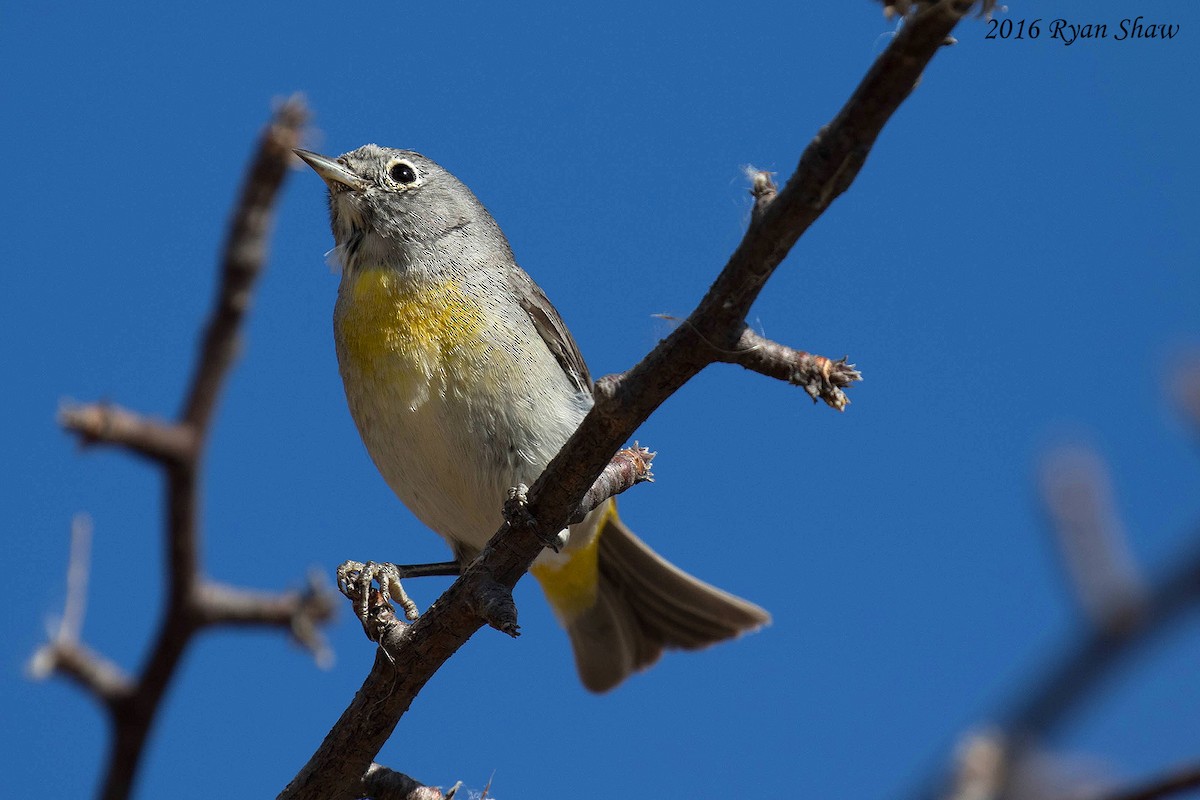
[[59, 513, 93, 641], [31, 635, 134, 709], [182, 97, 298, 432], [994, 538, 1200, 773], [281, 3, 970, 797], [1095, 763, 1200, 800], [197, 577, 337, 667], [904, 355, 1200, 800], [1172, 358, 1200, 442], [911, 489, 1200, 800], [34, 96, 337, 800], [28, 515, 134, 708], [59, 404, 195, 465], [1040, 446, 1147, 633]]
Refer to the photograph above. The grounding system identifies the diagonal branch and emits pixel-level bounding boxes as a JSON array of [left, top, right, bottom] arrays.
[[1094, 763, 1200, 800], [999, 538, 1200, 757], [30, 638, 134, 711], [907, 531, 1200, 800], [182, 98, 304, 432], [280, 3, 971, 797]]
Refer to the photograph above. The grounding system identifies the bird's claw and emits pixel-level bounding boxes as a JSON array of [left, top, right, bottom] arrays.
[[503, 483, 566, 551], [336, 560, 421, 629]]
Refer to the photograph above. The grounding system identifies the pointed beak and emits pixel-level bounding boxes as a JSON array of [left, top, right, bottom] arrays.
[[293, 149, 367, 191]]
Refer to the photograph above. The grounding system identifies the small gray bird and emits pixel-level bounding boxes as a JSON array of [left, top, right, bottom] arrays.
[[296, 144, 769, 692]]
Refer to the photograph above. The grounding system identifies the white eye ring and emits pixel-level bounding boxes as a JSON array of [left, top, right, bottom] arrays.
[[385, 159, 420, 187]]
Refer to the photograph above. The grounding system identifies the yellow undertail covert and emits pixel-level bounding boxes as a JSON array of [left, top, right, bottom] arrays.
[[530, 500, 618, 620]]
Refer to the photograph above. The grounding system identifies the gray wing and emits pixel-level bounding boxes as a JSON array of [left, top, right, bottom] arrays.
[[509, 267, 593, 394]]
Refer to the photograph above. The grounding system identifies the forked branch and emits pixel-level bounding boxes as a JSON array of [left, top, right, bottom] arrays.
[[36, 97, 336, 800]]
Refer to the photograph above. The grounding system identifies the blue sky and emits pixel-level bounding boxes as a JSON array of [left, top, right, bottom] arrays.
[[3, 2, 1197, 798]]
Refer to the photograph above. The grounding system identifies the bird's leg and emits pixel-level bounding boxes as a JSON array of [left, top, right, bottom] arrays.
[[384, 561, 463, 579], [336, 560, 462, 631]]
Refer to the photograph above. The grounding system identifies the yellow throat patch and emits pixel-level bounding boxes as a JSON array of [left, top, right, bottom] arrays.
[[336, 267, 488, 392]]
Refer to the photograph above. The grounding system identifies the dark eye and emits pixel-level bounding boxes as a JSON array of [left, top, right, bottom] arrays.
[[388, 161, 417, 184]]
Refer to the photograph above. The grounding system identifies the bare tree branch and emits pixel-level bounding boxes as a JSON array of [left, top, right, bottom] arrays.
[[338, 447, 657, 652], [1002, 541, 1200, 764], [650, 316, 860, 410], [723, 327, 860, 411], [1172, 358, 1200, 443], [1094, 763, 1200, 800], [197, 578, 337, 666], [35, 96, 338, 800], [182, 99, 302, 433], [59, 514, 93, 642], [905, 359, 1200, 800], [280, 3, 971, 797], [32, 637, 135, 710], [59, 403, 195, 465], [908, 531, 1200, 800], [28, 516, 136, 709], [572, 444, 656, 523], [1040, 446, 1147, 633]]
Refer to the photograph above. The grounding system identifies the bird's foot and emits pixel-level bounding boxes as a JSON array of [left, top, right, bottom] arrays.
[[504, 483, 566, 552], [336, 560, 421, 637]]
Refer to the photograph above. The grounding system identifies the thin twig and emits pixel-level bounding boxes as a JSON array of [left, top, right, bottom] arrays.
[[723, 327, 861, 411], [31, 638, 134, 710], [572, 444, 656, 523], [1040, 446, 1147, 633], [28, 517, 136, 708], [197, 578, 337, 666], [59, 403, 195, 465], [61, 513, 93, 642]]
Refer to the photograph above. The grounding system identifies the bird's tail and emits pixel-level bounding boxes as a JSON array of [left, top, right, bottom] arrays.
[[531, 500, 770, 693]]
